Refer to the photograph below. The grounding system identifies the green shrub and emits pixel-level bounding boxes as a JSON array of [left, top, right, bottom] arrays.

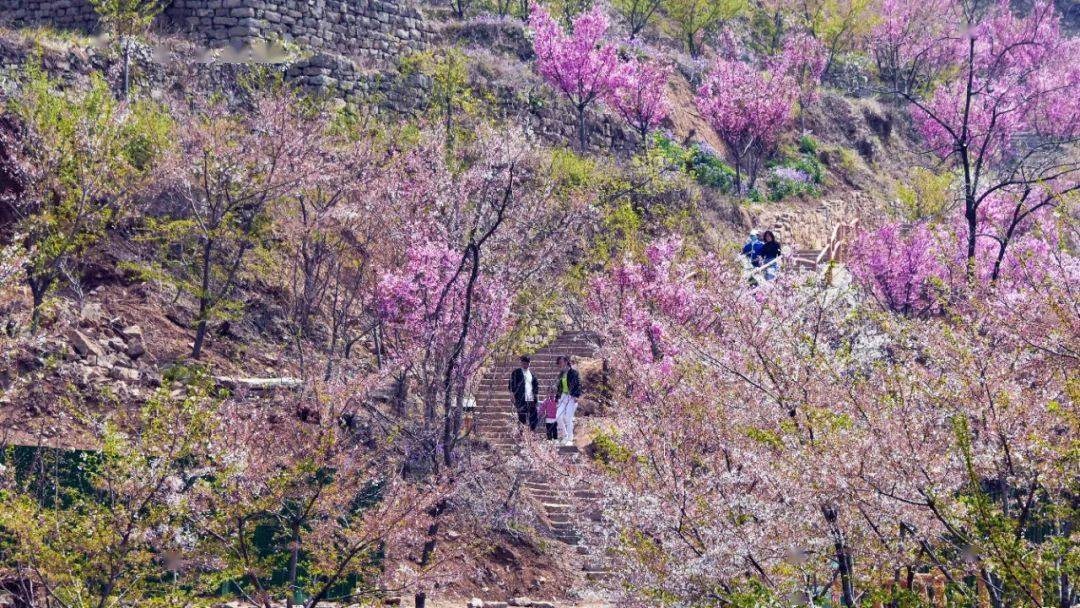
[[653, 134, 737, 193], [798, 133, 819, 155], [591, 430, 633, 467]]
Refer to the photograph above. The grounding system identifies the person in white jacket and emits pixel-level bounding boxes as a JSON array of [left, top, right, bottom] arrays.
[[554, 355, 582, 447]]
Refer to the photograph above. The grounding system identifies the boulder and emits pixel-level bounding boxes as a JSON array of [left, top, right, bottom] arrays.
[[119, 325, 143, 341], [467, 599, 485, 608], [108, 366, 140, 382], [69, 330, 104, 359], [106, 337, 127, 353], [79, 302, 103, 324], [119, 325, 146, 358]]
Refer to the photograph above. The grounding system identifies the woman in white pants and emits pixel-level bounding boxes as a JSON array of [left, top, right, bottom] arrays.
[[554, 355, 582, 447]]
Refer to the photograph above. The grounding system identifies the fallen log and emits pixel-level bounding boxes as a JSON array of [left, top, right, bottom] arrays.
[[213, 376, 303, 391]]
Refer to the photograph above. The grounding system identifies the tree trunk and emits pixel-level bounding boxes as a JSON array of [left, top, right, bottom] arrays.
[[414, 499, 448, 608], [822, 505, 856, 607], [287, 523, 301, 608], [964, 193, 978, 280], [732, 157, 742, 195], [122, 36, 131, 99], [28, 275, 49, 333], [192, 239, 214, 359], [576, 105, 587, 152]]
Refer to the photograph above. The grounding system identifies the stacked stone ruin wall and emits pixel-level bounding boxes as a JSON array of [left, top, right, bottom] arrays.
[[1, 0, 432, 65]]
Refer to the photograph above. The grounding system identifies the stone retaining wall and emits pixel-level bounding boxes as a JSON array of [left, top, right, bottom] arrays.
[[163, 0, 432, 64], [0, 0, 99, 31], [0, 0, 432, 66]]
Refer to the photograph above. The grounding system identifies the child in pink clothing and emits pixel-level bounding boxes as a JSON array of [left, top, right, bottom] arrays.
[[538, 395, 558, 441]]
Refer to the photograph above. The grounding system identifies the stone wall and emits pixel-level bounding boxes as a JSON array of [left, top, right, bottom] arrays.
[[0, 0, 99, 31], [163, 0, 432, 64], [0, 0, 432, 66]]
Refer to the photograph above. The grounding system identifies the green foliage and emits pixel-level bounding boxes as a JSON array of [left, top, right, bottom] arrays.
[[90, 0, 163, 36], [611, 0, 665, 37], [763, 170, 821, 201], [662, 0, 745, 56], [895, 167, 955, 221], [480, 0, 531, 18], [400, 49, 482, 150], [792, 0, 875, 74], [10, 64, 171, 326], [0, 376, 221, 608], [654, 134, 737, 193], [798, 133, 819, 156], [591, 430, 633, 468], [547, 147, 615, 197], [551, 0, 595, 23]]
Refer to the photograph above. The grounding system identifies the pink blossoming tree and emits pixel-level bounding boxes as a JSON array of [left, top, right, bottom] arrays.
[[695, 55, 797, 192], [609, 57, 671, 149], [530, 5, 623, 151], [773, 32, 827, 120], [896, 0, 1080, 278], [868, 0, 961, 96]]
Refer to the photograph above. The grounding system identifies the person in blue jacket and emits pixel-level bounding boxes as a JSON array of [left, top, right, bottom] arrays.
[[742, 230, 763, 266]]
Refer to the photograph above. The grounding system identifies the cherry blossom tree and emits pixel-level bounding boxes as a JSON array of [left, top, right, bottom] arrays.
[[369, 126, 596, 608], [529, 5, 623, 151], [10, 67, 169, 329], [149, 90, 334, 359], [609, 57, 670, 149], [695, 55, 797, 192], [194, 377, 441, 608], [896, 0, 1079, 278], [848, 221, 951, 316], [274, 129, 391, 381], [849, 184, 1069, 315], [0, 374, 222, 608]]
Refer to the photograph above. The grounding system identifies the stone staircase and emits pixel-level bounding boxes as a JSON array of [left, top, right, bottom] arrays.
[[472, 331, 610, 581], [789, 248, 824, 271]]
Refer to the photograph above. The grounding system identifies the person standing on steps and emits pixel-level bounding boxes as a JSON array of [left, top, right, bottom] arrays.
[[555, 355, 582, 447], [742, 229, 763, 267], [508, 355, 540, 431], [759, 230, 782, 280], [539, 393, 558, 441]]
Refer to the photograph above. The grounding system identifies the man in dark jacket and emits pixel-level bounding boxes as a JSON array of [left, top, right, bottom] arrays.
[[554, 355, 582, 446], [508, 355, 540, 430]]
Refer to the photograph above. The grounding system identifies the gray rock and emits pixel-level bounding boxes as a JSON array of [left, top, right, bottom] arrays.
[[106, 337, 127, 353], [69, 330, 104, 359], [109, 366, 140, 382], [79, 302, 103, 323]]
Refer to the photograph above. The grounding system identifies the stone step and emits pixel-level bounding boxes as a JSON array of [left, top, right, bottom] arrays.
[[541, 502, 573, 512]]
